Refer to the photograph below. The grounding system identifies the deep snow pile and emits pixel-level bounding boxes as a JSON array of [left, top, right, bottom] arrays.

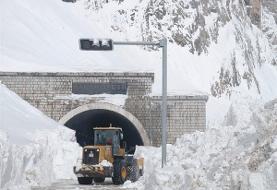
[[125, 98, 277, 190], [0, 84, 81, 189]]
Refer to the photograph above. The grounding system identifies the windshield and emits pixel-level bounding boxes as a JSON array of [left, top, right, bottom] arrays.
[[94, 130, 118, 145]]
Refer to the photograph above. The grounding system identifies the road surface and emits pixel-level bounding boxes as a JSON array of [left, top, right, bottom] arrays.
[[31, 179, 137, 190]]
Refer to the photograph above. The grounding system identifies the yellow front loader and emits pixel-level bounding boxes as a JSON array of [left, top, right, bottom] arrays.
[[73, 127, 144, 185]]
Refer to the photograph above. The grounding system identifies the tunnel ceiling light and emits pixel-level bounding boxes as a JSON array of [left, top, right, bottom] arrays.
[[79, 37, 168, 168]]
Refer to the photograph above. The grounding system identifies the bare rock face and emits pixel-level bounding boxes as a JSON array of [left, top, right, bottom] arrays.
[[246, 0, 262, 27], [141, 0, 231, 55], [140, 0, 268, 97]]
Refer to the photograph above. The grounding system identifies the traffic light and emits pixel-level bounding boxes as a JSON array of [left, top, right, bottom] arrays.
[[79, 39, 113, 51]]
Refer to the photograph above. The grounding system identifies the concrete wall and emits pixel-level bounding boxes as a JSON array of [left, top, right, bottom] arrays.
[[0, 72, 208, 146]]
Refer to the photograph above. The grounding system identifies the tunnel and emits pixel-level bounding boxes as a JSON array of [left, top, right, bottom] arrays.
[[59, 103, 149, 154]]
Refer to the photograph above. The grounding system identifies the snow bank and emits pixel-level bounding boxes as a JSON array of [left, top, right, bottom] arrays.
[[54, 93, 127, 107], [0, 84, 81, 189], [126, 99, 277, 190]]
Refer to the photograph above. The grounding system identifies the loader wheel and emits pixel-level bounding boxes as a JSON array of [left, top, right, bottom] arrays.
[[112, 159, 127, 185], [77, 177, 93, 185], [127, 160, 140, 182], [94, 177, 105, 183]]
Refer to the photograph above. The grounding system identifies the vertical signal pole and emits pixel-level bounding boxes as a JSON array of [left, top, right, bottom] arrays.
[[159, 38, 167, 168]]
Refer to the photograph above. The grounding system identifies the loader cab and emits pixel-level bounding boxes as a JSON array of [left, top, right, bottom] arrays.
[[94, 127, 124, 155]]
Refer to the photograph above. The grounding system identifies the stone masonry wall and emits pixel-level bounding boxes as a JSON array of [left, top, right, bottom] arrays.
[[0, 72, 208, 146], [124, 96, 208, 146], [0, 72, 153, 120]]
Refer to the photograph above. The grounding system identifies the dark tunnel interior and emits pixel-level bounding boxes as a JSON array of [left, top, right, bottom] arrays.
[[64, 109, 144, 154]]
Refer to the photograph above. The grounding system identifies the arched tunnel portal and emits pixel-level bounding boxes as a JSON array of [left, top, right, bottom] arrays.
[[59, 103, 150, 153]]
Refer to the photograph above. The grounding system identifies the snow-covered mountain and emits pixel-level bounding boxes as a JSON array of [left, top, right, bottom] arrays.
[[1, 0, 277, 126], [81, 0, 277, 97], [1, 0, 276, 100]]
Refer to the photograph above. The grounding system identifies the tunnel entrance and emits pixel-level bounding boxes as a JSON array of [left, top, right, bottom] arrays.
[[59, 103, 149, 153]]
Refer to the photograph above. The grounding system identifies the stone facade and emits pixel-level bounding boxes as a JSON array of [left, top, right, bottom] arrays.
[[0, 72, 208, 146], [124, 96, 207, 146]]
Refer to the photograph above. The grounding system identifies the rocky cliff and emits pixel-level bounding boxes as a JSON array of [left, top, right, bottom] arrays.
[[80, 0, 276, 98]]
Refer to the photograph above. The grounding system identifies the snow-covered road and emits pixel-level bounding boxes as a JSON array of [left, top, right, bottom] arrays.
[[31, 179, 136, 190]]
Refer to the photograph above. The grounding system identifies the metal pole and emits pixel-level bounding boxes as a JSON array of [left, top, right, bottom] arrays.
[[113, 39, 168, 167], [113, 41, 159, 46], [159, 38, 167, 168]]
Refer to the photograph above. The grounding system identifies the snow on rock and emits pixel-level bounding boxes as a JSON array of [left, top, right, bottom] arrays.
[[76, 0, 277, 99], [263, 0, 277, 62], [128, 99, 277, 190], [0, 84, 81, 189]]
